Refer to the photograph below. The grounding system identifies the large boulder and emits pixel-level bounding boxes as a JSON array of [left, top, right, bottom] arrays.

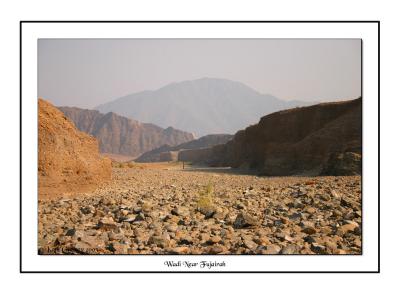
[[38, 99, 111, 198]]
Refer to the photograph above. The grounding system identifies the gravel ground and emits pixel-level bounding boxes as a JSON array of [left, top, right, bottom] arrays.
[[38, 165, 362, 255]]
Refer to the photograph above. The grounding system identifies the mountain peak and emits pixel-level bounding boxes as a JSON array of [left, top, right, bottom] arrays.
[[95, 78, 309, 136]]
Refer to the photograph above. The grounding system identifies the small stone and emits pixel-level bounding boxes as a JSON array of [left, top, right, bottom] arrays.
[[243, 239, 258, 250], [198, 206, 216, 218], [54, 236, 71, 245], [302, 226, 317, 235], [306, 207, 316, 214], [98, 216, 117, 229], [311, 243, 326, 254], [233, 213, 258, 229], [133, 207, 142, 213], [148, 235, 170, 248], [178, 235, 193, 245], [123, 217, 136, 223], [108, 231, 123, 241], [208, 245, 225, 254], [209, 235, 222, 244], [281, 244, 298, 254], [200, 233, 211, 243], [213, 207, 227, 220], [73, 241, 92, 253], [293, 199, 305, 209], [134, 213, 145, 222], [80, 207, 92, 215], [77, 235, 105, 250], [340, 197, 356, 208], [303, 235, 316, 243], [320, 227, 332, 235], [265, 244, 281, 254], [291, 188, 307, 197], [166, 224, 178, 232], [169, 247, 190, 254], [65, 228, 76, 236], [330, 190, 341, 198], [127, 248, 139, 254], [141, 202, 152, 213], [320, 194, 331, 201], [289, 212, 302, 220], [171, 207, 189, 216], [258, 236, 271, 246], [276, 232, 286, 241], [109, 243, 129, 254], [324, 240, 338, 251], [337, 223, 359, 236]]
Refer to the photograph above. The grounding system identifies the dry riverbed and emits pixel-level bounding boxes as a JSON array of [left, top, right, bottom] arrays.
[[38, 163, 362, 255]]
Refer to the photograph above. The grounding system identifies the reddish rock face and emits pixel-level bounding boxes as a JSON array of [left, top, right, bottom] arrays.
[[38, 99, 112, 198], [58, 106, 194, 157]]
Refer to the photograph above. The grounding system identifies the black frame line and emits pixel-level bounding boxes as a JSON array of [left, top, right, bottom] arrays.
[[20, 20, 380, 274]]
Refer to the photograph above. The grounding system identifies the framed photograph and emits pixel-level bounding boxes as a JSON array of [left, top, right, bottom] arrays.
[[20, 21, 379, 273]]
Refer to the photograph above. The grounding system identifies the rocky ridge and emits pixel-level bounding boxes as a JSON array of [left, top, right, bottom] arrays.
[[59, 106, 194, 157]]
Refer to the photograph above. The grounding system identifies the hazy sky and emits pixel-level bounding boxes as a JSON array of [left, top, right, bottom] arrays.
[[38, 39, 361, 109]]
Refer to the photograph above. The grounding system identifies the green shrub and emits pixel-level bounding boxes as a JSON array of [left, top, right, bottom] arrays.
[[196, 182, 215, 211]]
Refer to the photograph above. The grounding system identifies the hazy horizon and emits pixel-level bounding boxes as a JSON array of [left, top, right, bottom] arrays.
[[38, 39, 361, 109]]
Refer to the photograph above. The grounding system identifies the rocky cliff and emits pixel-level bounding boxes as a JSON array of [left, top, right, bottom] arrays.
[[58, 107, 195, 157], [135, 134, 233, 162], [38, 99, 111, 198], [186, 98, 362, 175]]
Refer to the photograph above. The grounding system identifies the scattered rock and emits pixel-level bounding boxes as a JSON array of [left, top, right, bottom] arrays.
[[208, 245, 226, 254], [311, 243, 326, 254], [148, 235, 170, 248], [243, 239, 258, 250], [98, 217, 117, 229], [265, 244, 281, 254], [109, 243, 129, 254], [233, 213, 258, 229], [169, 247, 190, 254], [134, 213, 145, 222], [302, 226, 317, 235], [337, 222, 359, 236], [281, 244, 298, 254], [38, 166, 361, 255]]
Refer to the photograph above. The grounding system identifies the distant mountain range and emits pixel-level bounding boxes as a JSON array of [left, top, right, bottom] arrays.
[[135, 134, 233, 162], [58, 107, 194, 157], [95, 78, 312, 137]]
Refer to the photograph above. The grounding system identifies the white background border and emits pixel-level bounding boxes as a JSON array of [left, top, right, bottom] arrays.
[[21, 22, 379, 272]]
